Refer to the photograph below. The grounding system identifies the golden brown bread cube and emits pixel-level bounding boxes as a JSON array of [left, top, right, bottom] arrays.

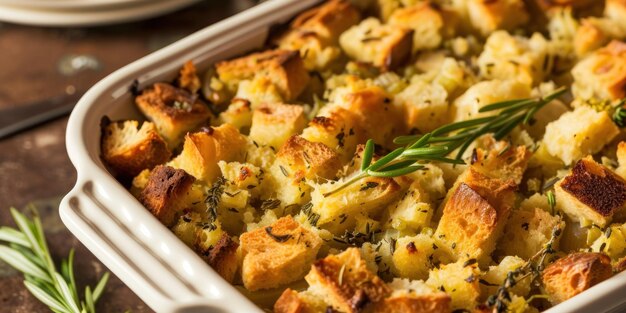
[[240, 216, 322, 291], [135, 83, 213, 148], [388, 2, 457, 53], [139, 165, 195, 227], [467, 0, 529, 36], [305, 248, 391, 313], [555, 156, 626, 228], [497, 207, 565, 260], [572, 40, 626, 101], [542, 252, 613, 304], [101, 118, 170, 178], [606, 0, 626, 21], [339, 18, 413, 70], [276, 135, 342, 181], [301, 107, 363, 162], [199, 233, 239, 284], [249, 104, 307, 149], [288, 0, 360, 45], [168, 124, 247, 183], [274, 289, 328, 313], [177, 60, 201, 94], [215, 49, 310, 101], [374, 279, 451, 313]]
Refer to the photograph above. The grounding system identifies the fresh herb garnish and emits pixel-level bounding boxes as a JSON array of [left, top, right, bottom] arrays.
[[206, 177, 226, 223], [324, 88, 566, 196], [0, 208, 110, 313], [612, 99, 626, 127]]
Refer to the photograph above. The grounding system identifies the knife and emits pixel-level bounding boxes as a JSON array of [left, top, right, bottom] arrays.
[[0, 91, 83, 140]]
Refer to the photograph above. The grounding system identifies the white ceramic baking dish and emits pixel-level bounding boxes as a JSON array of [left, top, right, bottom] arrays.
[[59, 1, 626, 312]]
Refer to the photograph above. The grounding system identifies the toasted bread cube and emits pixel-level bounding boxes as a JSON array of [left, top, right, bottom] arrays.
[[452, 79, 531, 122], [135, 83, 213, 148], [305, 248, 390, 313], [555, 157, 626, 227], [425, 259, 481, 311], [467, 0, 529, 36], [240, 216, 322, 291], [392, 234, 454, 281], [469, 140, 532, 186], [301, 107, 362, 162], [269, 136, 342, 205], [289, 0, 360, 45], [589, 223, 626, 260], [218, 161, 264, 197], [274, 288, 329, 313], [478, 31, 550, 86], [374, 278, 451, 313], [168, 124, 247, 182], [101, 119, 170, 178], [573, 41, 626, 101], [386, 182, 434, 234], [481, 256, 531, 298], [198, 233, 239, 283], [394, 81, 449, 133], [574, 18, 613, 57], [216, 49, 310, 101], [497, 207, 564, 260], [311, 176, 404, 233], [177, 61, 201, 94], [339, 17, 413, 70], [542, 252, 613, 304], [139, 165, 195, 226], [388, 3, 456, 53], [249, 104, 307, 149], [533, 0, 595, 10], [543, 106, 619, 165], [217, 98, 253, 131], [616, 141, 626, 179], [606, 0, 626, 21], [233, 76, 284, 109]]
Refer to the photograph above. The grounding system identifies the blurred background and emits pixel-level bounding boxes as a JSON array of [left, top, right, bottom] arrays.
[[0, 1, 257, 311]]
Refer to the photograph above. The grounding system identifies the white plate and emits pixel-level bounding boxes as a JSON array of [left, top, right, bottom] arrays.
[[0, 0, 202, 27]]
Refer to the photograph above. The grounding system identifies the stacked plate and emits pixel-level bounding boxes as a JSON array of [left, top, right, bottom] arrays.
[[0, 0, 203, 27]]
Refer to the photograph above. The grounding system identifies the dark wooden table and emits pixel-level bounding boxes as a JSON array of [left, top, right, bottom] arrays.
[[0, 1, 255, 311]]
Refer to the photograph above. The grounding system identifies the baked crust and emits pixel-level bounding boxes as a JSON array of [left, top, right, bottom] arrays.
[[135, 82, 212, 148], [200, 233, 239, 283], [139, 165, 195, 226], [467, 0, 529, 36], [276, 135, 342, 182], [542, 252, 613, 304], [216, 49, 310, 101], [240, 216, 323, 291], [249, 103, 307, 149], [374, 292, 451, 313], [101, 118, 171, 178], [572, 40, 626, 100]]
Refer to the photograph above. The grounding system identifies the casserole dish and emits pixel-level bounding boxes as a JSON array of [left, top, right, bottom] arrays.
[[60, 1, 626, 312]]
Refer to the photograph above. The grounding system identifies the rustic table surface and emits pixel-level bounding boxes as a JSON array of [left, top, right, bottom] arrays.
[[0, 1, 255, 312]]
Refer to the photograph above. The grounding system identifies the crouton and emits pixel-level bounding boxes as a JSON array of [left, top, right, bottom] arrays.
[[425, 259, 481, 311], [481, 256, 531, 298], [301, 107, 362, 162], [467, 0, 529, 36], [240, 216, 322, 291], [139, 165, 195, 226], [388, 2, 457, 53], [616, 141, 626, 179], [386, 181, 436, 234], [168, 125, 246, 182], [276, 135, 342, 181], [574, 18, 612, 57], [274, 288, 329, 313], [555, 157, 626, 228], [542, 252, 613, 304], [249, 104, 307, 149], [543, 106, 619, 165], [374, 278, 451, 313], [101, 118, 170, 178], [339, 18, 413, 70], [394, 81, 449, 133], [177, 61, 201, 94], [606, 0, 626, 21], [135, 83, 213, 148], [305, 248, 390, 313], [200, 233, 239, 283], [533, 0, 595, 11], [452, 79, 531, 122], [392, 234, 454, 281], [288, 0, 360, 45], [215, 49, 310, 101], [589, 223, 626, 260], [498, 206, 564, 260], [310, 176, 405, 234], [478, 31, 550, 86], [217, 98, 253, 131], [233, 76, 285, 109], [218, 161, 264, 198], [470, 142, 532, 186], [572, 41, 626, 101]]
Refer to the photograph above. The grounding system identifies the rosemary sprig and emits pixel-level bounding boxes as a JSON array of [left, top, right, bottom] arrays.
[[324, 87, 566, 197], [611, 98, 626, 127], [0, 207, 109, 313]]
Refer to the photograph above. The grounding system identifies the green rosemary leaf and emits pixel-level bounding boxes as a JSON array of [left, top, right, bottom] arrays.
[[393, 134, 420, 145], [92, 272, 110, 303], [53, 272, 81, 312], [85, 286, 95, 313], [407, 133, 432, 149], [0, 226, 30, 247], [24, 280, 68, 312], [367, 165, 424, 177], [494, 114, 525, 140], [375, 160, 419, 172], [361, 139, 375, 171], [401, 146, 449, 157], [0, 246, 50, 282], [478, 98, 530, 113], [431, 116, 496, 136], [367, 147, 405, 172]]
